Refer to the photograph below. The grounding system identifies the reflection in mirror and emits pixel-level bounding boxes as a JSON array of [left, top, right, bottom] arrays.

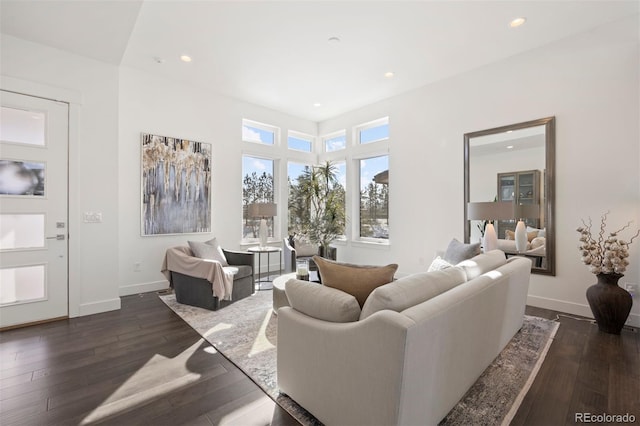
[[464, 117, 555, 275]]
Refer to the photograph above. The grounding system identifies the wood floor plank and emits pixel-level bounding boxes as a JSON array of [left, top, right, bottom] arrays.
[[1, 292, 637, 426]]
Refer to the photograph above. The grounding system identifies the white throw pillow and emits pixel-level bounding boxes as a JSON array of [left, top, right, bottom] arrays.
[[428, 256, 453, 272], [188, 238, 228, 266], [285, 278, 361, 323]]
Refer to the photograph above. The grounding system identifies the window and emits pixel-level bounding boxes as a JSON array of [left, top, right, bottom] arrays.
[[242, 119, 278, 145], [359, 155, 389, 239], [242, 155, 274, 240], [288, 131, 313, 152], [357, 117, 389, 145], [287, 161, 346, 238], [323, 131, 346, 152], [287, 161, 312, 235]]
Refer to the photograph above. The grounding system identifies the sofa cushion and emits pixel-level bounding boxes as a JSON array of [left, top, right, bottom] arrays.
[[505, 229, 538, 242], [223, 265, 253, 280], [313, 256, 398, 307], [443, 238, 481, 264], [456, 249, 507, 280], [285, 278, 361, 322], [360, 266, 467, 320]]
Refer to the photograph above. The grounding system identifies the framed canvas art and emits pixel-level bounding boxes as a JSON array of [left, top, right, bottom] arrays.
[[141, 133, 211, 236]]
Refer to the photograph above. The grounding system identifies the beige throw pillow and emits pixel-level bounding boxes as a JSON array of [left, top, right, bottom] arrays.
[[285, 278, 361, 323], [313, 255, 398, 307]]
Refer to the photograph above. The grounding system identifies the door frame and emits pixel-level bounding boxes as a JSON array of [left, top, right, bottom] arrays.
[[1, 76, 82, 318]]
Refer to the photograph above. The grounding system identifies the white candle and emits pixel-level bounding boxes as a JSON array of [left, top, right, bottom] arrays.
[[297, 266, 308, 275]]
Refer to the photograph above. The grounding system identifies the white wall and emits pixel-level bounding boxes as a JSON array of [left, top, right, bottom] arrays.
[[318, 15, 640, 326], [2, 15, 638, 328], [117, 67, 316, 295], [1, 35, 121, 316]]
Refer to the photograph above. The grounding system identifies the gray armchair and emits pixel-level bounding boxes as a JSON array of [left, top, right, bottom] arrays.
[[283, 236, 319, 273], [162, 246, 255, 311]]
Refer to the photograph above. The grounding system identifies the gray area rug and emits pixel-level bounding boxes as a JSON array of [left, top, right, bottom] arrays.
[[159, 290, 559, 426]]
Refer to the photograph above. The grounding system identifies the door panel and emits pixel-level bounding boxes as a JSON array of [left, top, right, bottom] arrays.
[[0, 91, 68, 328]]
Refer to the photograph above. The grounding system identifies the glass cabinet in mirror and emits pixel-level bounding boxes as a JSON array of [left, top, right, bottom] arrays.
[[464, 117, 555, 276]]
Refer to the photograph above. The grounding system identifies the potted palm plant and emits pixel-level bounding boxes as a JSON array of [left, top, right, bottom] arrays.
[[296, 161, 345, 259]]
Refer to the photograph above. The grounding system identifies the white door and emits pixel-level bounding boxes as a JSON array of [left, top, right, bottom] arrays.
[[0, 90, 69, 328]]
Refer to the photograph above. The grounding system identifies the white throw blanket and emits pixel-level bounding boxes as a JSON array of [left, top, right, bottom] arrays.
[[161, 246, 235, 300]]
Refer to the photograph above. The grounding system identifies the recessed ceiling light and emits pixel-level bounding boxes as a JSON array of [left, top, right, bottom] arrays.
[[180, 55, 192, 62], [509, 17, 526, 28], [313, 102, 322, 107], [506, 145, 514, 149], [153, 56, 165, 64], [328, 36, 341, 43], [384, 71, 395, 78]]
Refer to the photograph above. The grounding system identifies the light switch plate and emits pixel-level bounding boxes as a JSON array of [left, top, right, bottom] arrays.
[[83, 212, 103, 223]]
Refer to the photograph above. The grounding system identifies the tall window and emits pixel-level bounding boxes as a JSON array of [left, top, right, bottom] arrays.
[[287, 161, 346, 238], [287, 162, 312, 235], [242, 155, 274, 240], [359, 155, 389, 239]]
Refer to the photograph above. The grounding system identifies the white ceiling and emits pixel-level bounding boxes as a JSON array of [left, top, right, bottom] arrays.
[[1, 1, 638, 121]]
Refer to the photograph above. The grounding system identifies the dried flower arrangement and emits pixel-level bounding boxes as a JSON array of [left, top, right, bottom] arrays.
[[577, 212, 639, 275]]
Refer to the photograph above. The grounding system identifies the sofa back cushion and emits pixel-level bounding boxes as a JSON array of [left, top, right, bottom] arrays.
[[457, 249, 507, 280], [360, 266, 467, 320], [285, 278, 361, 322], [313, 256, 398, 307]]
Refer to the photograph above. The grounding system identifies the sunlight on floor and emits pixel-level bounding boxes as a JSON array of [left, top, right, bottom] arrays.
[[79, 339, 216, 425], [249, 309, 275, 357], [203, 322, 233, 339], [218, 394, 274, 426]]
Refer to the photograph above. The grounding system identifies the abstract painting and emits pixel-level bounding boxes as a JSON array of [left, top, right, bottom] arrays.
[[141, 133, 211, 236]]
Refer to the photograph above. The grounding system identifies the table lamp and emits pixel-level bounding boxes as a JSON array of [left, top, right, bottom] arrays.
[[248, 202, 277, 248], [467, 201, 513, 252]]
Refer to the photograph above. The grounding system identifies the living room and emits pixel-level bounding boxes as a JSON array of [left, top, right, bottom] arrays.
[[0, 0, 638, 424]]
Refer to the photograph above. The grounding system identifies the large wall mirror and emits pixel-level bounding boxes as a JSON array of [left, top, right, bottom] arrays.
[[464, 117, 555, 275]]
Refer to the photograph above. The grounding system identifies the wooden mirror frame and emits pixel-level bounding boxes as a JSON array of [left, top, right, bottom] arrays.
[[464, 116, 556, 276]]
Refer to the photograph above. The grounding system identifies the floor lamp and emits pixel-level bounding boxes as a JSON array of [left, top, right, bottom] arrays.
[[248, 202, 277, 248], [467, 201, 513, 252]]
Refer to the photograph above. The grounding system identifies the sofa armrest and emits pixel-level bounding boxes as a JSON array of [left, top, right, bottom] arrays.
[[222, 249, 254, 267], [277, 307, 414, 426]]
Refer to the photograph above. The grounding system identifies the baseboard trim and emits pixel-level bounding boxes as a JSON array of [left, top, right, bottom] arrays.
[[119, 280, 169, 297], [78, 297, 121, 317], [527, 295, 639, 328]]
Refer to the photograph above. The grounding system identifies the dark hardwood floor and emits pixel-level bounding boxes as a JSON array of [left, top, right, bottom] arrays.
[[1, 292, 638, 425]]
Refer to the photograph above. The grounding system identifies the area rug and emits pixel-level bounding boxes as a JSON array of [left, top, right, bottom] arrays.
[[159, 290, 559, 426]]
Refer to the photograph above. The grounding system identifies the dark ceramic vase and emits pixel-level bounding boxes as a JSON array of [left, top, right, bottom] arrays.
[[586, 273, 632, 334]]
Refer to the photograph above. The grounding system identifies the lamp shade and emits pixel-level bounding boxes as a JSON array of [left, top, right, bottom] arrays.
[[466, 202, 513, 220], [248, 202, 277, 218], [514, 203, 540, 220]]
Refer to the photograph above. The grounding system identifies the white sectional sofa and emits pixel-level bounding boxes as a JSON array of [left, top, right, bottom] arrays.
[[277, 250, 532, 426]]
